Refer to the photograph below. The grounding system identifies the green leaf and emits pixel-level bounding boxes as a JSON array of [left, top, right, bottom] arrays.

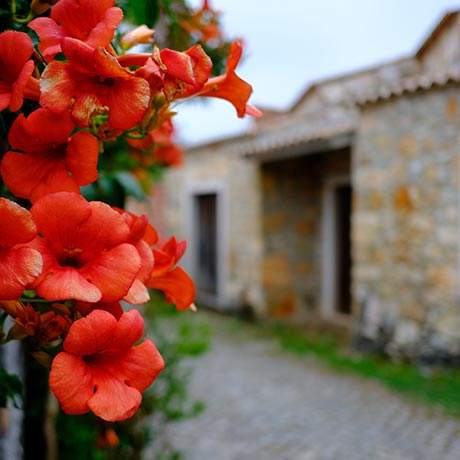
[[0, 366, 23, 408], [125, 0, 160, 27], [145, 0, 161, 26], [114, 171, 145, 200], [80, 183, 99, 201]]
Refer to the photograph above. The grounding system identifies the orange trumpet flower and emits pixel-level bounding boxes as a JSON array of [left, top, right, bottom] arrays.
[[1, 108, 99, 202], [29, 0, 123, 61], [147, 237, 196, 310], [0, 199, 43, 300], [40, 38, 150, 130], [0, 31, 38, 112], [30, 192, 142, 303], [49, 309, 164, 421], [199, 41, 261, 118]]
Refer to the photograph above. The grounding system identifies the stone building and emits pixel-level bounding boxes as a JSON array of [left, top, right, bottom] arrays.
[[144, 10, 460, 359]]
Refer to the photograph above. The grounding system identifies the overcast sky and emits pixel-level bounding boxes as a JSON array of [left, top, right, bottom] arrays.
[[175, 0, 460, 146]]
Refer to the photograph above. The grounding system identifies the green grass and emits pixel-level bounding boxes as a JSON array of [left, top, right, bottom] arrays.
[[264, 322, 460, 417]]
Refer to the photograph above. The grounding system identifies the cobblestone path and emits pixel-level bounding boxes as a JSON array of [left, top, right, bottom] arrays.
[[161, 313, 460, 460]]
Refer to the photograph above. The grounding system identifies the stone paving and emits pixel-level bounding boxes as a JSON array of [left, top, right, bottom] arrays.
[[160, 313, 460, 460]]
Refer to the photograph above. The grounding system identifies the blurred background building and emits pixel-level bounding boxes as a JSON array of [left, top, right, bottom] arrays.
[[138, 10, 460, 361]]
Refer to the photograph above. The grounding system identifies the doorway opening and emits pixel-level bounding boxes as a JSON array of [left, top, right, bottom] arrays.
[[333, 184, 352, 315], [322, 178, 353, 318], [194, 193, 218, 296]]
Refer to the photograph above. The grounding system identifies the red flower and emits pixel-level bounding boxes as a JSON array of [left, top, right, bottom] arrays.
[[8, 304, 41, 338], [0, 31, 39, 112], [30, 192, 142, 303], [150, 119, 183, 166], [162, 45, 212, 99], [133, 54, 165, 93], [9, 304, 71, 345], [120, 45, 212, 99], [49, 309, 164, 421], [40, 38, 150, 130], [1, 108, 99, 202], [146, 237, 195, 310], [148, 267, 195, 311], [37, 311, 71, 343], [29, 0, 123, 61], [0, 199, 43, 300], [97, 428, 119, 448], [128, 119, 183, 167], [180, 0, 222, 43], [199, 41, 261, 118], [154, 144, 183, 167], [116, 210, 157, 305]]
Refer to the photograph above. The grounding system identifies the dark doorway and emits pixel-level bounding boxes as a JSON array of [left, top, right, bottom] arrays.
[[334, 184, 352, 315], [194, 193, 218, 296]]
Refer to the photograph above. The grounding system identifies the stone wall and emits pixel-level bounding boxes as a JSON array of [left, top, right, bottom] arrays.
[[261, 149, 350, 320], [354, 84, 460, 359], [134, 142, 264, 311]]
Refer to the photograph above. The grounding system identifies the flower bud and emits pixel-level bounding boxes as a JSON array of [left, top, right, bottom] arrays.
[[31, 0, 58, 15], [121, 25, 154, 49], [97, 428, 119, 448]]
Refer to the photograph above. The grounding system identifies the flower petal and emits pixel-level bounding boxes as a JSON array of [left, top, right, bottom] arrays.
[[124, 279, 150, 305], [76, 201, 131, 252], [200, 72, 252, 118], [177, 45, 212, 97], [0, 198, 37, 247], [135, 240, 154, 282], [52, 0, 118, 45], [109, 309, 144, 350], [0, 83, 11, 111], [63, 310, 117, 355], [0, 31, 33, 82], [66, 131, 99, 185], [40, 61, 76, 114], [49, 352, 93, 414], [36, 265, 102, 302], [87, 369, 141, 422], [10, 60, 35, 112], [1, 151, 80, 203], [114, 340, 164, 391], [147, 266, 196, 310], [245, 105, 263, 118], [0, 247, 43, 300], [86, 7, 123, 48], [155, 144, 183, 166], [151, 248, 175, 277], [199, 41, 252, 117], [226, 41, 243, 73], [104, 76, 150, 130], [8, 108, 73, 153], [80, 243, 141, 303], [28, 17, 64, 61], [161, 49, 195, 84], [31, 192, 92, 245]]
